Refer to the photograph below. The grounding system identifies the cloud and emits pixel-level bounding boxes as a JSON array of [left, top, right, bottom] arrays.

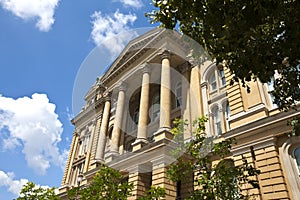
[[117, 0, 143, 8], [0, 0, 60, 31], [0, 93, 68, 175], [0, 171, 28, 196], [90, 10, 138, 57]]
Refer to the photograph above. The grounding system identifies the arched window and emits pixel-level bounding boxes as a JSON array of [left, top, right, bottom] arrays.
[[176, 82, 182, 108], [212, 106, 222, 135], [208, 68, 226, 93], [294, 147, 300, 173], [152, 93, 160, 121], [209, 73, 217, 91]]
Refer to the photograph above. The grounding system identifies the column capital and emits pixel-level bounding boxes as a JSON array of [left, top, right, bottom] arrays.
[[140, 63, 151, 74], [159, 49, 171, 60], [116, 81, 127, 92], [103, 91, 112, 101], [178, 61, 192, 73], [201, 82, 208, 88]]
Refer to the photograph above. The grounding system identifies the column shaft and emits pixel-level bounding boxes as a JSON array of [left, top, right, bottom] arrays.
[[95, 99, 111, 161], [111, 84, 126, 154], [160, 51, 171, 129], [137, 67, 150, 142]]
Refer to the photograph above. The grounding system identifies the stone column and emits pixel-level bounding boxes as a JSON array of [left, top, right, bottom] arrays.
[[111, 82, 127, 155], [133, 64, 150, 151], [95, 94, 111, 162], [154, 50, 173, 142], [159, 50, 171, 129]]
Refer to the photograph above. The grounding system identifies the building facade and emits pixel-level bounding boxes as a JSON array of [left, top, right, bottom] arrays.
[[58, 28, 300, 199]]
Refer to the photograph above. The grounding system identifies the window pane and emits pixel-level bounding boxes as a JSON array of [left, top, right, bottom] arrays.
[[176, 82, 182, 108], [225, 103, 230, 118], [220, 70, 226, 86], [213, 108, 222, 135], [209, 73, 217, 91], [152, 94, 160, 121], [294, 147, 300, 172], [133, 109, 139, 124]]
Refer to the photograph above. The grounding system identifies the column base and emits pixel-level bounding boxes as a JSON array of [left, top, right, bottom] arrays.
[[132, 138, 148, 152], [90, 159, 104, 169], [105, 151, 120, 162], [154, 127, 173, 142]]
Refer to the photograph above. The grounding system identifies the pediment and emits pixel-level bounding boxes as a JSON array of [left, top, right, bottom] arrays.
[[100, 28, 195, 85]]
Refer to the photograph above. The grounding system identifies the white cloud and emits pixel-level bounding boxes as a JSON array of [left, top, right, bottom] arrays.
[[0, 0, 60, 31], [117, 0, 143, 8], [90, 10, 138, 57], [0, 93, 68, 175], [0, 170, 57, 197], [0, 171, 28, 196]]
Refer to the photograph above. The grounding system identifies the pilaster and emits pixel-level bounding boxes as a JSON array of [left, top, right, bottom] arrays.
[[151, 156, 176, 200], [128, 164, 152, 200]]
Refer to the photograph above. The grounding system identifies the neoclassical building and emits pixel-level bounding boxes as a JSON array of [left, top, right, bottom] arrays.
[[58, 28, 300, 199]]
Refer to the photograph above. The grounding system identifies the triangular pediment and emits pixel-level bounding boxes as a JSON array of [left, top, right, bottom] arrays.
[[100, 28, 194, 85]]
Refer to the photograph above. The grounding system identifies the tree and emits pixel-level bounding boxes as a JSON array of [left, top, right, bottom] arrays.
[[147, 0, 300, 110], [67, 164, 133, 200], [17, 182, 59, 200], [167, 117, 260, 199], [67, 164, 165, 200], [138, 186, 166, 200]]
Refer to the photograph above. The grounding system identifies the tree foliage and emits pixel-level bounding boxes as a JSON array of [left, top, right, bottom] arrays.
[[67, 164, 165, 200], [138, 186, 166, 200], [67, 164, 133, 200], [167, 117, 260, 199], [147, 0, 300, 110], [17, 182, 59, 200]]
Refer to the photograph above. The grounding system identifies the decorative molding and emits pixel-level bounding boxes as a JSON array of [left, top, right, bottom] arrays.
[[127, 164, 152, 174], [151, 155, 176, 169], [231, 136, 277, 156]]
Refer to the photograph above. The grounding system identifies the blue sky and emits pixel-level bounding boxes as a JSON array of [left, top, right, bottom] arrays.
[[0, 1, 156, 199]]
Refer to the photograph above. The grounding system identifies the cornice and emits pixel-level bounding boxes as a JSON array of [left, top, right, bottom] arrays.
[[223, 108, 300, 140], [71, 104, 101, 126]]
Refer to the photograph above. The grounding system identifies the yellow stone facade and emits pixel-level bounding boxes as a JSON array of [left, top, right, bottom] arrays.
[[58, 28, 300, 199]]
